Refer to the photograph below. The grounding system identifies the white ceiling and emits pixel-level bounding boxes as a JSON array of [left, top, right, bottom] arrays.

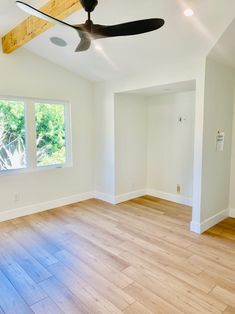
[[1, 0, 235, 81]]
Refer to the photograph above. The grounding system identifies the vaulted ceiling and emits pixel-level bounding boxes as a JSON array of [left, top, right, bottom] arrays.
[[1, 0, 235, 81]]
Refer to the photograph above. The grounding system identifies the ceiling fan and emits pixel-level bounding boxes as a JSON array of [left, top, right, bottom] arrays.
[[16, 0, 165, 52]]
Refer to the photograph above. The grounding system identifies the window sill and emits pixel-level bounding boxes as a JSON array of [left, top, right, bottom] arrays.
[[0, 164, 73, 177]]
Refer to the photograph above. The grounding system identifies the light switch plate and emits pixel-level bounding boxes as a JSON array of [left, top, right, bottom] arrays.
[[216, 131, 225, 152]]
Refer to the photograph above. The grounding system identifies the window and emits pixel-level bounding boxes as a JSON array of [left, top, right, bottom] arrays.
[[0, 100, 26, 171], [0, 97, 71, 173], [35, 103, 66, 167]]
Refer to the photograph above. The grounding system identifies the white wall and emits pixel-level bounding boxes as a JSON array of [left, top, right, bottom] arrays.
[[200, 58, 235, 223], [94, 57, 205, 215], [0, 49, 94, 214], [113, 91, 195, 206], [229, 95, 235, 216], [147, 91, 195, 205], [115, 94, 147, 196], [94, 83, 115, 201]]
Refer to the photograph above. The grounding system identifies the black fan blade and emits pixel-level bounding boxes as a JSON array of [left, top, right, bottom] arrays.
[[91, 18, 165, 38], [75, 32, 91, 52], [16, 1, 77, 30]]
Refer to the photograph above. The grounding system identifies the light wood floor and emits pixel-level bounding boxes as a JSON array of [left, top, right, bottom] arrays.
[[0, 196, 234, 314]]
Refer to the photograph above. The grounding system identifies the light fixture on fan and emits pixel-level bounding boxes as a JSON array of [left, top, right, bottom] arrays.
[[184, 8, 194, 17]]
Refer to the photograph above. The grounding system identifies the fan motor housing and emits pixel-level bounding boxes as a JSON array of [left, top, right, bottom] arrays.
[[80, 0, 98, 12]]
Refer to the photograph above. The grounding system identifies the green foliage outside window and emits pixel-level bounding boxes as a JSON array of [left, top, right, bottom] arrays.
[[0, 100, 26, 170], [0, 100, 66, 171], [35, 103, 66, 166]]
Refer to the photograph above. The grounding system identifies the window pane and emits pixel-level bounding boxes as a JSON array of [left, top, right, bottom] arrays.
[[35, 103, 66, 167], [0, 100, 26, 171]]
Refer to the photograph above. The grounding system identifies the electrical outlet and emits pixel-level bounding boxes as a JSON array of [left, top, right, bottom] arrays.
[[176, 184, 181, 194], [14, 193, 20, 202]]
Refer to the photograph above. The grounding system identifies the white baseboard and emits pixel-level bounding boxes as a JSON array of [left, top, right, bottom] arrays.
[[229, 208, 235, 218], [0, 188, 192, 223], [1, 185, 233, 232], [190, 208, 230, 234], [94, 192, 116, 204], [115, 190, 146, 204], [94, 190, 146, 204], [146, 189, 192, 206], [0, 192, 94, 223], [95, 189, 192, 206]]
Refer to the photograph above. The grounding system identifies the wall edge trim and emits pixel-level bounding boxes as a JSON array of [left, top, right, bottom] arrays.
[[0, 191, 94, 223], [190, 208, 229, 234], [146, 189, 192, 206], [229, 208, 235, 218], [115, 190, 146, 204]]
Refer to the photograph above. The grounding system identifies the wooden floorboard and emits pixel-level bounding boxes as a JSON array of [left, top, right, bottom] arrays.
[[0, 197, 234, 313]]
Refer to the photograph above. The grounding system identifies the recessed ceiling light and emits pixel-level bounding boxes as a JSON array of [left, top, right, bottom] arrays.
[[94, 44, 103, 51], [50, 37, 67, 47], [184, 8, 194, 17]]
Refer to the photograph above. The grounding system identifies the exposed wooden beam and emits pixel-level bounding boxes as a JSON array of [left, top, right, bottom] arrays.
[[2, 0, 82, 54]]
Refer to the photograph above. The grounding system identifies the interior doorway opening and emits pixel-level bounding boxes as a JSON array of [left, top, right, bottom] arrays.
[[114, 80, 196, 225]]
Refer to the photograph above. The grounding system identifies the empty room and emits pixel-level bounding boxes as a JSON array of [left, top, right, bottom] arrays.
[[0, 0, 235, 313]]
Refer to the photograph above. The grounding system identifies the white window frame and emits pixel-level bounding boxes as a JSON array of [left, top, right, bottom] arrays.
[[0, 96, 72, 176]]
